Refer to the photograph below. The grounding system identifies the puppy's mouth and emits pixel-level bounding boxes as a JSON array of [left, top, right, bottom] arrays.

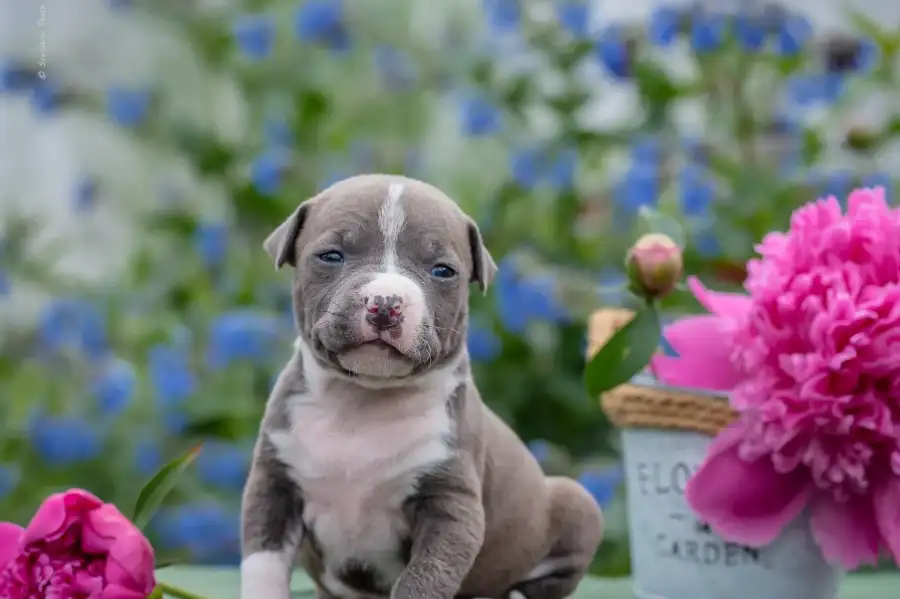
[[357, 339, 405, 355], [328, 338, 415, 380]]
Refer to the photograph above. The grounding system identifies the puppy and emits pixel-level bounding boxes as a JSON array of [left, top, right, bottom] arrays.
[[240, 174, 603, 599]]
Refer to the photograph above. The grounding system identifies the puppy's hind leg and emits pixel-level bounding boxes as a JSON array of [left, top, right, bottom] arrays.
[[505, 477, 604, 599]]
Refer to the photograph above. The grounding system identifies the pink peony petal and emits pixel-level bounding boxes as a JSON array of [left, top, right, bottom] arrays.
[[650, 315, 743, 391], [687, 276, 752, 320], [22, 489, 103, 546], [103, 529, 156, 595], [685, 421, 812, 546], [809, 492, 881, 569], [873, 475, 900, 564], [82, 503, 133, 553], [0, 522, 23, 567], [98, 583, 153, 599]]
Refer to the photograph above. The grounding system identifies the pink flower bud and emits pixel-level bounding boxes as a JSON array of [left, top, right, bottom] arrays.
[[625, 233, 683, 299]]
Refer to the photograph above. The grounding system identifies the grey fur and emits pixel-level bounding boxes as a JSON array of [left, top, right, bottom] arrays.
[[242, 174, 603, 599]]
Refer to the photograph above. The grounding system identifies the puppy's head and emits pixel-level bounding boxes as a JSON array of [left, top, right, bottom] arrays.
[[265, 174, 496, 385]]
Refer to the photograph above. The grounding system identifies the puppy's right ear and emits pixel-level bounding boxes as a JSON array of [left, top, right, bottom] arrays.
[[263, 201, 313, 270]]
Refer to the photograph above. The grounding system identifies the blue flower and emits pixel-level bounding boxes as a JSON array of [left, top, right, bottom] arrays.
[[595, 28, 630, 79], [629, 136, 662, 169], [613, 167, 659, 213], [775, 13, 812, 56], [578, 465, 624, 509], [482, 0, 521, 33], [161, 411, 189, 435], [495, 258, 568, 334], [678, 165, 715, 217], [153, 503, 241, 561], [597, 268, 627, 306], [30, 415, 104, 466], [251, 150, 290, 196], [734, 14, 766, 52], [73, 175, 98, 212], [233, 14, 276, 60], [689, 11, 726, 53], [373, 45, 417, 88], [196, 442, 251, 491], [206, 310, 283, 369], [91, 357, 137, 416], [510, 146, 578, 190], [294, 0, 349, 51], [851, 39, 879, 73], [0, 464, 19, 499], [809, 170, 853, 202], [862, 173, 893, 204], [459, 96, 502, 137], [785, 73, 844, 107], [31, 79, 61, 115], [556, 2, 589, 38], [39, 298, 107, 359], [195, 222, 229, 268], [264, 117, 293, 148], [467, 323, 501, 362], [148, 344, 195, 407], [509, 147, 541, 190], [527, 439, 552, 464], [134, 439, 163, 475], [546, 148, 578, 190], [0, 62, 33, 93], [693, 227, 720, 258], [0, 270, 11, 296], [106, 87, 150, 127], [648, 6, 680, 47]]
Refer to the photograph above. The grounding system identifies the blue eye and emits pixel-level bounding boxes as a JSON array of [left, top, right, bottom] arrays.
[[430, 264, 456, 279], [318, 250, 344, 264]]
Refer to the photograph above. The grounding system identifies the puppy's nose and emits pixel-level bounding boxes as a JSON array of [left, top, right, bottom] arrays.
[[364, 294, 404, 331]]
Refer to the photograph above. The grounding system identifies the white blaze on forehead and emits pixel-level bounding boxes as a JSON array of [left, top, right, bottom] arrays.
[[378, 183, 406, 272]]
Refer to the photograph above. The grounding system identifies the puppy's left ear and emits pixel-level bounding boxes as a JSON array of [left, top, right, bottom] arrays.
[[263, 199, 315, 269], [466, 218, 497, 294]]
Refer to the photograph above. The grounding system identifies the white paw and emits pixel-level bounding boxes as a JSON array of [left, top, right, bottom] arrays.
[[240, 551, 292, 599]]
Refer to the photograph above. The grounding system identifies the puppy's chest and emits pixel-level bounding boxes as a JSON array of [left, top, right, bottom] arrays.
[[270, 392, 454, 583]]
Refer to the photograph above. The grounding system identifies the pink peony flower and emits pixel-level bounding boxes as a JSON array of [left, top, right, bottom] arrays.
[[653, 187, 900, 570], [0, 489, 156, 599]]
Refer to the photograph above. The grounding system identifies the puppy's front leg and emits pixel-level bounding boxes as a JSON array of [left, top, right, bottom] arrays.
[[393, 461, 485, 599], [241, 442, 304, 599]]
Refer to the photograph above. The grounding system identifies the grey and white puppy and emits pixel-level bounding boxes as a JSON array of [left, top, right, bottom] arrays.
[[240, 174, 603, 599]]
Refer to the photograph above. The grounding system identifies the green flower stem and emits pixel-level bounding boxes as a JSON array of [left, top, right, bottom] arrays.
[[155, 582, 211, 599]]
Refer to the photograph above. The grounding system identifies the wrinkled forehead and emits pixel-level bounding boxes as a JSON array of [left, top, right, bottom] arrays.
[[309, 175, 471, 262]]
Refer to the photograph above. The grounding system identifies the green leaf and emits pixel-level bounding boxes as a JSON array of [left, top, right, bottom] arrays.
[[133, 444, 203, 531], [584, 305, 662, 397]]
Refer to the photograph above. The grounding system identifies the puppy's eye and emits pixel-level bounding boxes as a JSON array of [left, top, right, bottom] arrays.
[[317, 250, 344, 264], [430, 264, 456, 279]]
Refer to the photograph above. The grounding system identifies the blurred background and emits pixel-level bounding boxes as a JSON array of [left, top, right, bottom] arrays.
[[0, 0, 897, 577]]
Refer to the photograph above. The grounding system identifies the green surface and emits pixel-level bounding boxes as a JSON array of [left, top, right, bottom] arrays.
[[156, 567, 900, 598]]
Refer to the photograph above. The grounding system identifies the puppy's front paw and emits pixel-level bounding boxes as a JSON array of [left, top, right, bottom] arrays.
[[240, 551, 293, 599], [390, 576, 451, 599]]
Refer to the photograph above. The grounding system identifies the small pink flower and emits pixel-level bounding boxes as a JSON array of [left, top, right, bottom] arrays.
[[0, 489, 156, 599], [655, 187, 900, 569]]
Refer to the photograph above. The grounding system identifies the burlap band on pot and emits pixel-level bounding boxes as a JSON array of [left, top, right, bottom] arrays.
[[587, 309, 737, 437]]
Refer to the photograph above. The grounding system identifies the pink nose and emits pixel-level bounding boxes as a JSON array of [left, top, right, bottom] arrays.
[[364, 294, 404, 331]]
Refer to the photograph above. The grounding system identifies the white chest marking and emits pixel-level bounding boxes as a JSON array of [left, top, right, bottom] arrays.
[[378, 183, 406, 273], [268, 363, 458, 597]]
